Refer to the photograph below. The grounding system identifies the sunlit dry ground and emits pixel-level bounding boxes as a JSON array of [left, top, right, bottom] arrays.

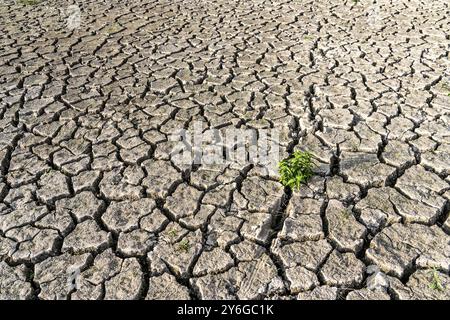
[[0, 0, 449, 300]]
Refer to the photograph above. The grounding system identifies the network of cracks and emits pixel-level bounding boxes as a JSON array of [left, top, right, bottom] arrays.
[[0, 0, 449, 300]]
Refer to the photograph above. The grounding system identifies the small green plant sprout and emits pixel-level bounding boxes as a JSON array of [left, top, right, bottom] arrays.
[[168, 229, 178, 238], [349, 141, 359, 152], [278, 150, 315, 191], [429, 268, 444, 292], [440, 82, 450, 96], [177, 239, 190, 253]]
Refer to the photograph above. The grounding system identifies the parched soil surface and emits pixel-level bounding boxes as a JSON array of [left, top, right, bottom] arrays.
[[0, 0, 449, 300]]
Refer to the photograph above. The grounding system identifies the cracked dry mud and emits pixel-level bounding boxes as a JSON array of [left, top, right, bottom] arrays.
[[0, 0, 449, 300]]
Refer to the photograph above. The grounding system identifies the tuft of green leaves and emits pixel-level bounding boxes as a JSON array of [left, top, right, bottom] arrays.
[[168, 229, 178, 238], [278, 150, 315, 190], [429, 268, 444, 292], [177, 239, 191, 253], [441, 82, 450, 96]]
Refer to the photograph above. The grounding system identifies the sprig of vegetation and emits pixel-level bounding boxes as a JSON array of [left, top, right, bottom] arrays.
[[429, 268, 444, 292], [168, 229, 178, 238], [440, 82, 450, 96], [278, 150, 315, 191], [177, 239, 191, 253]]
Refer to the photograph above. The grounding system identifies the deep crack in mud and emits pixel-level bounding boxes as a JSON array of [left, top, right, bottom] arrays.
[[0, 0, 449, 300]]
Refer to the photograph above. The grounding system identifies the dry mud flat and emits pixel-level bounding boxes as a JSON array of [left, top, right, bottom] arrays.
[[0, 0, 449, 300]]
